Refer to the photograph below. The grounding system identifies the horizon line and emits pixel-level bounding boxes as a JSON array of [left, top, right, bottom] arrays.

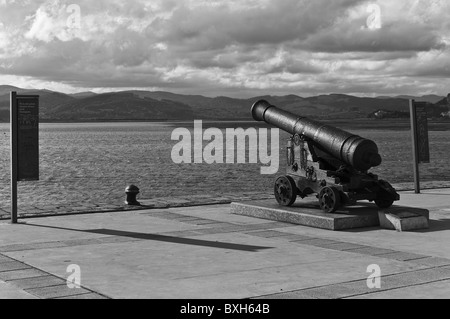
[[0, 84, 447, 100]]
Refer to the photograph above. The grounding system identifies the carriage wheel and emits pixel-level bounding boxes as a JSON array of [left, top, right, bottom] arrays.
[[319, 187, 341, 213], [274, 176, 297, 207]]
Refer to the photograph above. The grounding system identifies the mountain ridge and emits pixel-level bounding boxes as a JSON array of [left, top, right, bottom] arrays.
[[0, 85, 447, 122]]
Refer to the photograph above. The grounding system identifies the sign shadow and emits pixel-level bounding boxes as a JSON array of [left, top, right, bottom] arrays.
[[24, 224, 273, 253]]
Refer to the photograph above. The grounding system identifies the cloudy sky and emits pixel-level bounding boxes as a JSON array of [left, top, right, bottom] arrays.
[[0, 0, 449, 97]]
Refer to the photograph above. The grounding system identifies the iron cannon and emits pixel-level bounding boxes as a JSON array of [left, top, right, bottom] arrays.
[[252, 100, 400, 213]]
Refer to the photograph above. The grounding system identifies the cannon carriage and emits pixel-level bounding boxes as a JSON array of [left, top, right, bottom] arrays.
[[252, 100, 400, 213]]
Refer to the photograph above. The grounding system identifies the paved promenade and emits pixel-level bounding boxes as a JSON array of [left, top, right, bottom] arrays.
[[1, 181, 450, 220], [0, 188, 449, 299]]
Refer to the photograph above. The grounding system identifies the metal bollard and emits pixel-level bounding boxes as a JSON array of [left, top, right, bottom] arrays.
[[125, 185, 141, 206]]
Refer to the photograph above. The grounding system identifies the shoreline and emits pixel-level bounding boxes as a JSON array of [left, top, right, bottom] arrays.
[[1, 181, 449, 221], [0, 119, 449, 131]]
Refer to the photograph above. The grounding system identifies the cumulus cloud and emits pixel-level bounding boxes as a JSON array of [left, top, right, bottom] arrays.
[[0, 0, 449, 97]]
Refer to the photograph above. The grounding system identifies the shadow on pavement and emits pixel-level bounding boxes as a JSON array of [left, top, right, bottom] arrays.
[[24, 224, 273, 252], [342, 218, 450, 233], [414, 219, 450, 233]]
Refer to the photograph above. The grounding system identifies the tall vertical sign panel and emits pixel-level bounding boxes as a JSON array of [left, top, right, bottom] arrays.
[[414, 102, 430, 164], [410, 100, 430, 194], [10, 93, 39, 223], [16, 95, 40, 181]]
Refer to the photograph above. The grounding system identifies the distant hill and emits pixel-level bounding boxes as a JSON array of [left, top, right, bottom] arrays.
[[0, 85, 22, 96], [0, 86, 76, 122], [377, 94, 445, 104], [47, 92, 194, 121], [434, 96, 450, 106], [69, 92, 98, 99], [0, 85, 448, 122], [130, 91, 212, 106]]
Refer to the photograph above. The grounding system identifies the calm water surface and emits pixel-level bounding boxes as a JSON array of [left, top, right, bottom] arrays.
[[0, 122, 449, 207]]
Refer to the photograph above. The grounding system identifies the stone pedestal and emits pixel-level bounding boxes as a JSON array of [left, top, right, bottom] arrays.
[[378, 207, 429, 232], [231, 199, 380, 231]]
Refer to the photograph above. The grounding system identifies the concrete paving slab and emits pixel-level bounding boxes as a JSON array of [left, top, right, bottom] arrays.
[[254, 291, 319, 299], [182, 220, 227, 226], [244, 230, 295, 238], [262, 281, 370, 299], [0, 242, 68, 253], [275, 223, 450, 260], [298, 239, 344, 248], [291, 239, 341, 247], [193, 223, 289, 236], [0, 244, 33, 253], [377, 252, 429, 262], [343, 247, 398, 256], [25, 285, 91, 299], [150, 213, 188, 220], [407, 257, 450, 268], [25, 242, 69, 250], [173, 216, 209, 222], [0, 255, 14, 264], [0, 261, 31, 272], [95, 236, 141, 244], [0, 268, 49, 281], [197, 222, 237, 228], [258, 266, 450, 299], [346, 280, 450, 299], [320, 243, 368, 251], [280, 234, 315, 242], [62, 238, 105, 247], [0, 281, 38, 299], [356, 268, 450, 294], [7, 275, 66, 290], [166, 252, 426, 299], [55, 293, 109, 299]]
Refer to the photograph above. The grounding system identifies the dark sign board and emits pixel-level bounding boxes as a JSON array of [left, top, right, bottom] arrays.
[[413, 102, 430, 164], [16, 95, 39, 181]]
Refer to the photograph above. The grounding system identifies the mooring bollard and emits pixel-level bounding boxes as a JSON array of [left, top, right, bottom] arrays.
[[125, 185, 141, 206]]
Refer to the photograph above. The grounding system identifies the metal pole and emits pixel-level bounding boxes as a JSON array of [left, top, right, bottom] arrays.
[[410, 100, 420, 194], [10, 92, 18, 223]]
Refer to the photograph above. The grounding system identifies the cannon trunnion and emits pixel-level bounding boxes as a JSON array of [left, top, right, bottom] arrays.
[[252, 100, 400, 213]]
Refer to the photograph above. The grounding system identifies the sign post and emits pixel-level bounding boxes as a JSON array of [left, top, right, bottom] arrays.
[[10, 92, 18, 224], [10, 92, 39, 224], [409, 100, 430, 194]]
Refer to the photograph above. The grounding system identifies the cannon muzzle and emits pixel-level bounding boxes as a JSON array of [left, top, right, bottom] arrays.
[[252, 100, 382, 171]]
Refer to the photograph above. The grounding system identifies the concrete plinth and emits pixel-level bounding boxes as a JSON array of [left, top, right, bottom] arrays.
[[231, 199, 380, 231], [378, 207, 429, 232]]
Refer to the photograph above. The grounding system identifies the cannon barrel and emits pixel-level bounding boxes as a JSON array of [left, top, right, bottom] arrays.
[[252, 100, 382, 171]]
